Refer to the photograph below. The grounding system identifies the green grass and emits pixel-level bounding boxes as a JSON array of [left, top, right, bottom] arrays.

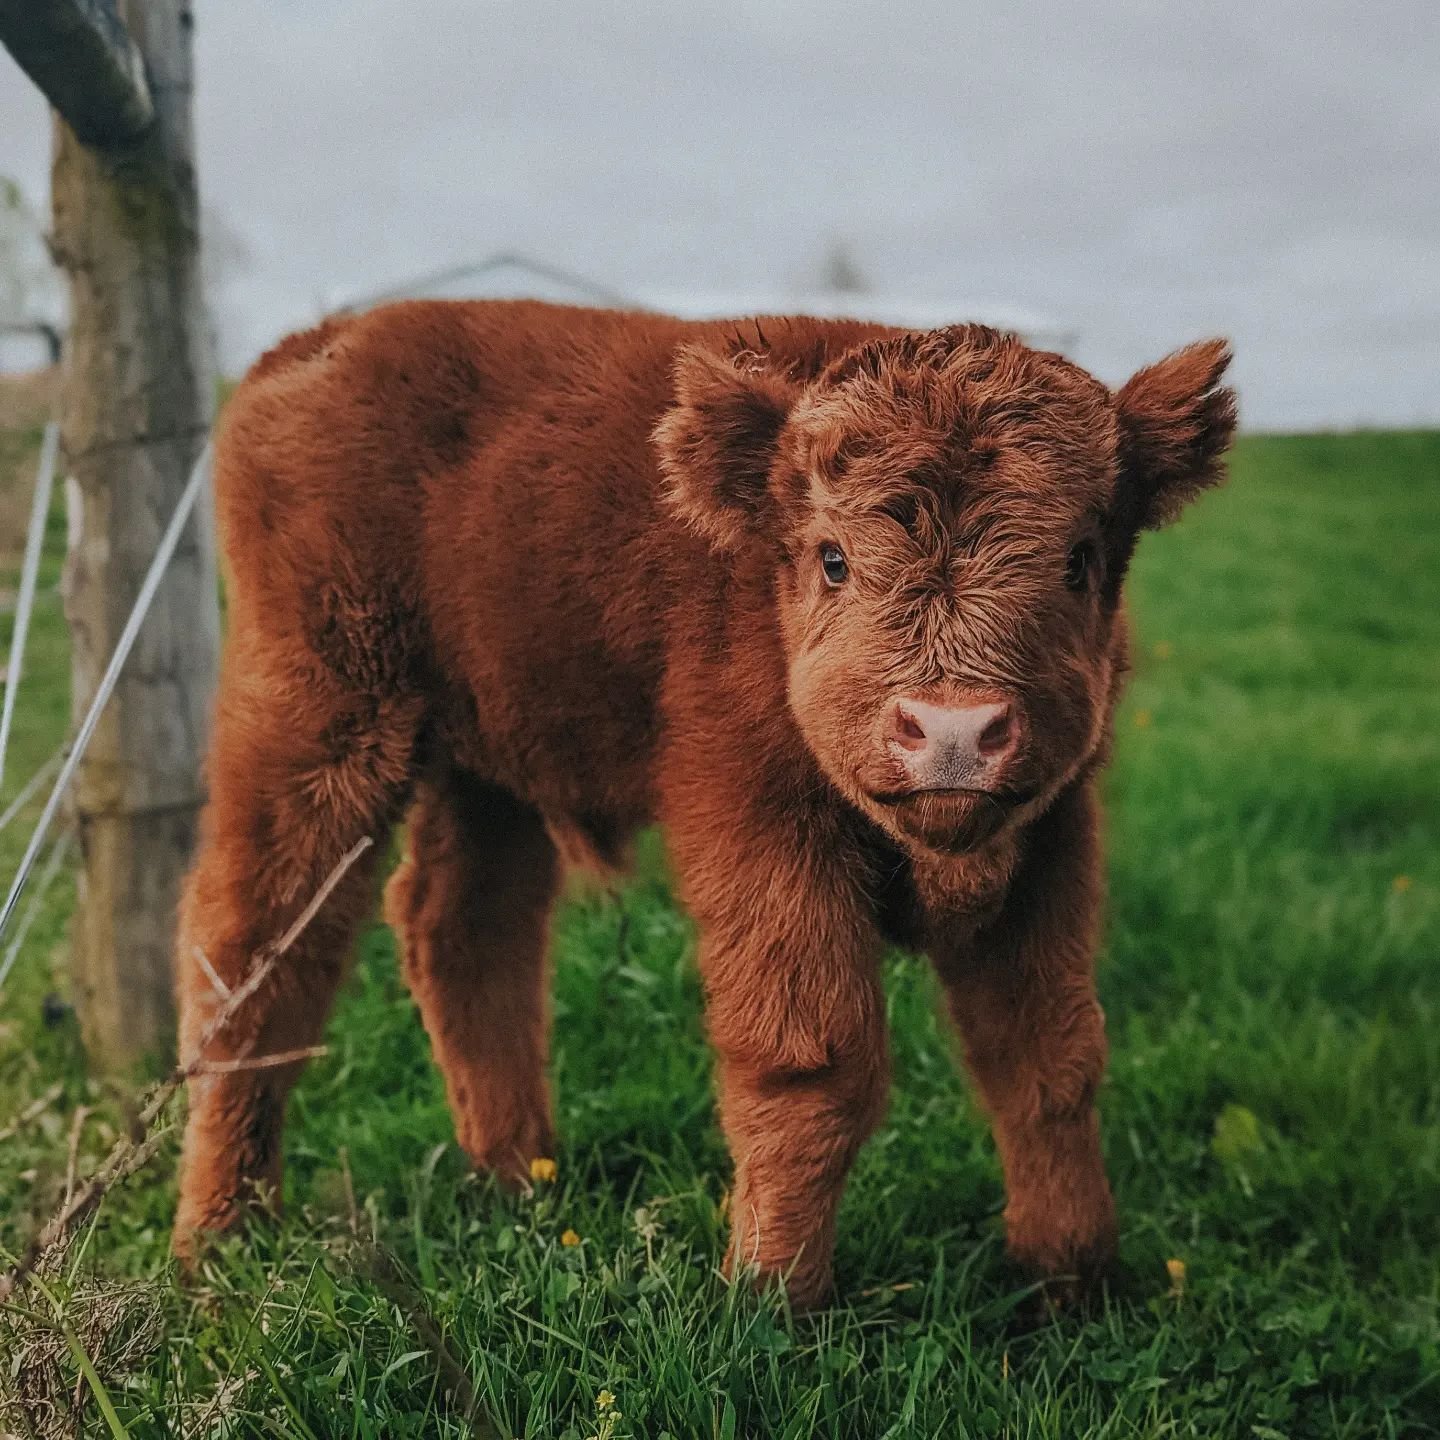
[[2, 431, 1439, 1437]]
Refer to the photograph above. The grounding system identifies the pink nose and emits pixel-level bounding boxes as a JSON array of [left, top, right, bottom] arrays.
[[889, 695, 1021, 792]]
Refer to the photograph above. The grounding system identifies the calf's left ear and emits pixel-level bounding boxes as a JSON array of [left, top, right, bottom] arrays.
[[653, 345, 800, 551], [1115, 339, 1238, 529]]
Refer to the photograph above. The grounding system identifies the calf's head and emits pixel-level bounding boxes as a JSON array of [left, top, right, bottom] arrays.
[[655, 325, 1236, 857]]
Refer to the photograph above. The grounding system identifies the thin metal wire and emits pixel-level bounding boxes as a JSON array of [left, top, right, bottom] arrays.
[[0, 828, 72, 993], [0, 420, 59, 792], [0, 441, 212, 976], [0, 742, 64, 836]]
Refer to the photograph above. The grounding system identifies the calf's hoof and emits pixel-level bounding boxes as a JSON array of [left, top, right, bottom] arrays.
[[172, 1177, 281, 1271], [726, 1243, 835, 1312], [1007, 1217, 1118, 1322], [460, 1119, 556, 1193]]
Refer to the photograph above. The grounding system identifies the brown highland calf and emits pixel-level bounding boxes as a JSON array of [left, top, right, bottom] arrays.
[[173, 300, 1236, 1306]]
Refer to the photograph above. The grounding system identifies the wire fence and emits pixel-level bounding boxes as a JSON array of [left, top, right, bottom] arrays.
[[0, 434, 214, 992], [0, 418, 59, 793]]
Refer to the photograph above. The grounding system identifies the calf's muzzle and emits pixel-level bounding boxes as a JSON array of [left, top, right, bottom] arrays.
[[888, 693, 1021, 794]]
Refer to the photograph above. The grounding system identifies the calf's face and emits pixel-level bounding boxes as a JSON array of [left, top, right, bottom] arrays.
[[656, 326, 1236, 858]]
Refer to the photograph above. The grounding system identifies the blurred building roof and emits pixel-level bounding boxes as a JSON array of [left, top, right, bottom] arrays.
[[339, 253, 1078, 352]]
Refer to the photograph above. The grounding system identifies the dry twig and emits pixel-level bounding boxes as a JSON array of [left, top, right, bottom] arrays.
[[190, 1045, 328, 1076], [0, 837, 374, 1304], [62, 1104, 90, 1208], [0, 1079, 64, 1145]]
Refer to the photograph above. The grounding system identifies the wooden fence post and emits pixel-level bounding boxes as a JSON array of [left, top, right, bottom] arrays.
[[0, 0, 219, 1067]]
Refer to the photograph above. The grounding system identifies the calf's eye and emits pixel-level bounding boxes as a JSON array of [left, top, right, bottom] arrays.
[[1064, 540, 1096, 591], [820, 543, 849, 586]]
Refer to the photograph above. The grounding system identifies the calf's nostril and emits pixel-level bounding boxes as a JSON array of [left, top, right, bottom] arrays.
[[977, 707, 1015, 756], [897, 709, 926, 743]]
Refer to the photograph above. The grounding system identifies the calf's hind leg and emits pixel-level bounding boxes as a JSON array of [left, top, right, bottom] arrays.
[[385, 772, 559, 1183], [173, 644, 420, 1257]]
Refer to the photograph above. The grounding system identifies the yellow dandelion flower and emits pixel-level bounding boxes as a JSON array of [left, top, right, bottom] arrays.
[[529, 1156, 558, 1183], [1133, 708, 1153, 729], [561, 1228, 581, 1247], [1166, 1257, 1187, 1297], [1393, 875, 1412, 894], [1153, 641, 1174, 660]]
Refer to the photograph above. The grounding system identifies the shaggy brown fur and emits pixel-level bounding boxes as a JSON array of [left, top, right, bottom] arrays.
[[173, 300, 1236, 1306]]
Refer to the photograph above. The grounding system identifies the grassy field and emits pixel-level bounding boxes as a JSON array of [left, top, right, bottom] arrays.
[[1, 426, 1438, 1437]]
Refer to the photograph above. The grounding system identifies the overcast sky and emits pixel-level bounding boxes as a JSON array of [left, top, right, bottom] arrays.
[[2, 0, 1437, 429]]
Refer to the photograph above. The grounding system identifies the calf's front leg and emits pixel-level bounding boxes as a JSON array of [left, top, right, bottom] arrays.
[[927, 788, 1116, 1289], [668, 774, 890, 1307], [700, 904, 890, 1308]]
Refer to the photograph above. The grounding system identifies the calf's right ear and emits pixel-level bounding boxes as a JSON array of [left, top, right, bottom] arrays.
[[653, 345, 799, 551]]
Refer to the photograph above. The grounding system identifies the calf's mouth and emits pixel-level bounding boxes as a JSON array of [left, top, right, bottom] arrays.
[[867, 785, 1031, 855]]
